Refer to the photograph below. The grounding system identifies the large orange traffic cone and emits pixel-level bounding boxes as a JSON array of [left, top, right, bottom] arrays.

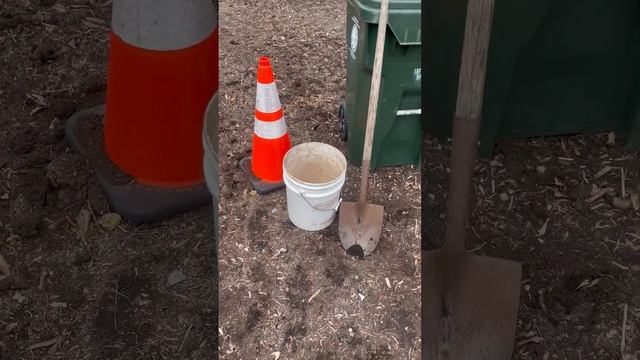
[[65, 0, 219, 223], [240, 57, 291, 193]]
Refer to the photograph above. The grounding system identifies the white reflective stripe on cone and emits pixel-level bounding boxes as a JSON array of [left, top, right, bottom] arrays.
[[254, 117, 288, 140], [255, 82, 281, 114], [111, 0, 218, 51]]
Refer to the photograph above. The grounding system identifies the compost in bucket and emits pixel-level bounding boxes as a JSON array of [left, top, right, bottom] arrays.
[[286, 154, 343, 184]]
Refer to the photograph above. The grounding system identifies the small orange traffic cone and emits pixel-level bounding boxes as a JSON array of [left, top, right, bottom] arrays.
[[65, 0, 218, 223], [240, 57, 291, 193]]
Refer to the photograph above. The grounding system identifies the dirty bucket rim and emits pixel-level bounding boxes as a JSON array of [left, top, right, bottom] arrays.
[[283, 142, 347, 187]]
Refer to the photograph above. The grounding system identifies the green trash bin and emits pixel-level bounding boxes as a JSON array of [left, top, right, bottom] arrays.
[[423, 0, 640, 156], [342, 0, 422, 169]]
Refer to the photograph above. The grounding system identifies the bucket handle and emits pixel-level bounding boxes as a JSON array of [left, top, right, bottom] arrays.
[[299, 191, 342, 212]]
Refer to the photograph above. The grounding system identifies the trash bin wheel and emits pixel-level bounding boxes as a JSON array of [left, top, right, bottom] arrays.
[[339, 102, 348, 141]]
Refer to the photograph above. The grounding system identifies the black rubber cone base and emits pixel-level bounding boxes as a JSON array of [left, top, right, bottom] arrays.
[[239, 157, 285, 194], [65, 105, 211, 224]]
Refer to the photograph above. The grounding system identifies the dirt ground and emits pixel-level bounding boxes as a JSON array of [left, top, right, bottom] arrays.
[[423, 133, 640, 359], [217, 0, 421, 359], [9, 1, 635, 360], [0, 1, 216, 359]]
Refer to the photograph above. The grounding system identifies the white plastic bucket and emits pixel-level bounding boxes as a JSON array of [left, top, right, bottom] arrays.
[[283, 142, 347, 231]]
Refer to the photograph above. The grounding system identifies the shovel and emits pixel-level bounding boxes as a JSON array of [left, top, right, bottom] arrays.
[[338, 0, 389, 258], [422, 0, 522, 358]]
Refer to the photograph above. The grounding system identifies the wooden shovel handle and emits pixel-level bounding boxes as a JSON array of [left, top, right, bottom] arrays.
[[444, 0, 495, 254], [358, 0, 389, 209]]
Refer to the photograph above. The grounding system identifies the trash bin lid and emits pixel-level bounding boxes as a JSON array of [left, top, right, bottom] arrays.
[[350, 0, 421, 46]]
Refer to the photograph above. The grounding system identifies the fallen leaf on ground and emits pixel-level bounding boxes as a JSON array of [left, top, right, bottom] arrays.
[[97, 213, 121, 230], [593, 166, 613, 180], [538, 218, 550, 236], [587, 187, 614, 203], [168, 270, 186, 285], [27, 337, 58, 351], [613, 197, 631, 210]]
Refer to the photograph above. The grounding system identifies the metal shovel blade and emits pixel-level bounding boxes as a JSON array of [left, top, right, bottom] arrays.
[[423, 249, 522, 360], [338, 201, 383, 258]]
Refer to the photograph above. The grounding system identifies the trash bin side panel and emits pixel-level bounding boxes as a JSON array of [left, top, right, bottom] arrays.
[[499, 0, 637, 140], [423, 0, 639, 156], [346, 0, 421, 169]]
